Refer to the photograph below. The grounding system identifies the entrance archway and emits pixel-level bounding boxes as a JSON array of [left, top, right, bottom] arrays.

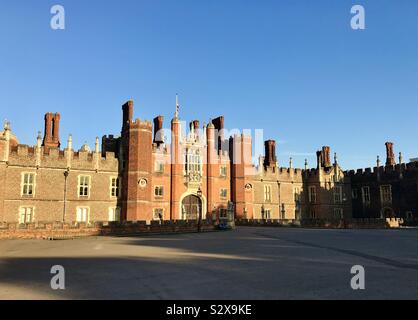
[[181, 194, 202, 220]]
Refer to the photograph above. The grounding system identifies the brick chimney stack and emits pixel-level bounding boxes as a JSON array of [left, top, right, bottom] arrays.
[[153, 116, 164, 146], [42, 112, 60, 150], [321, 146, 331, 168], [316, 150, 322, 169], [122, 100, 134, 132], [385, 142, 396, 166], [212, 116, 224, 153], [206, 122, 216, 217], [170, 114, 182, 220], [264, 140, 277, 168]]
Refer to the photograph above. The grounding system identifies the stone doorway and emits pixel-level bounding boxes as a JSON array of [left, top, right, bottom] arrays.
[[182, 194, 202, 220]]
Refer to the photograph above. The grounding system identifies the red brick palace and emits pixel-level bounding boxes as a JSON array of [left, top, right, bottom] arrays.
[[0, 98, 416, 224]]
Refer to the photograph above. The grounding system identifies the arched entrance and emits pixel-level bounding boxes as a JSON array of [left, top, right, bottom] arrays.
[[181, 194, 202, 220]]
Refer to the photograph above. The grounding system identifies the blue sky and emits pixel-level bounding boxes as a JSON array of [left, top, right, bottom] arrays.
[[1, 0, 417, 169]]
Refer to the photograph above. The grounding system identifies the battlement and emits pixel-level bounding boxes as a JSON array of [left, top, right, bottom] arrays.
[[102, 134, 120, 140], [286, 167, 303, 175], [304, 168, 319, 177], [102, 135, 121, 158], [7, 143, 117, 164], [346, 161, 418, 179], [258, 165, 303, 178], [10, 145, 36, 157], [406, 161, 418, 170], [130, 119, 153, 130], [72, 150, 94, 161], [276, 167, 303, 176]]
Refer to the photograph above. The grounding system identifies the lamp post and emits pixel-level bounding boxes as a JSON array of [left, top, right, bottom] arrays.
[[63, 168, 69, 223], [342, 193, 348, 219], [197, 186, 203, 233]]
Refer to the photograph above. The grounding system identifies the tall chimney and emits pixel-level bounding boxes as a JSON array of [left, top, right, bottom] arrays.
[[42, 112, 61, 150], [153, 116, 164, 145], [385, 142, 396, 166], [122, 100, 134, 132], [316, 150, 322, 169], [212, 116, 224, 153], [52, 113, 60, 145], [321, 146, 331, 168], [264, 140, 277, 168], [43, 113, 52, 145]]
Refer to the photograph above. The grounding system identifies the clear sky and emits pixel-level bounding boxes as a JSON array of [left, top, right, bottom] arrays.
[[1, 0, 417, 169]]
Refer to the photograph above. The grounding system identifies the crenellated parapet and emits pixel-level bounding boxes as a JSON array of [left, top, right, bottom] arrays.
[[278, 167, 303, 176], [130, 119, 153, 131], [346, 161, 418, 181], [347, 143, 418, 219], [6, 142, 118, 171], [102, 135, 121, 158], [303, 168, 320, 177], [405, 161, 418, 171]]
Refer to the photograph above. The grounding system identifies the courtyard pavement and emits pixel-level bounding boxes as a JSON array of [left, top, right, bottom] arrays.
[[0, 227, 418, 299]]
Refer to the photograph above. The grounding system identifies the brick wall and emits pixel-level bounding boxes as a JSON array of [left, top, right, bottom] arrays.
[[348, 163, 418, 219], [0, 220, 216, 240], [235, 218, 400, 229], [1, 148, 119, 223]]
